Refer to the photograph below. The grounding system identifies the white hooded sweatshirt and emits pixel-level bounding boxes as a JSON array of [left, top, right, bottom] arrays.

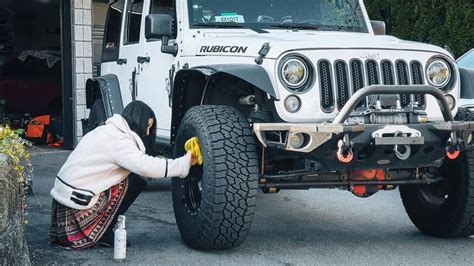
[[50, 114, 191, 210]]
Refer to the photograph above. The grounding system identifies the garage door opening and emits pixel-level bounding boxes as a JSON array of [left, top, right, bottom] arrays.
[[0, 0, 73, 148]]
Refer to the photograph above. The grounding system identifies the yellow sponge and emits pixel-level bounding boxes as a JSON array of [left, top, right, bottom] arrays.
[[184, 137, 203, 165]]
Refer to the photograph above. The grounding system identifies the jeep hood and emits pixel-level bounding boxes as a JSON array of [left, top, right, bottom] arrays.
[[193, 31, 451, 59]]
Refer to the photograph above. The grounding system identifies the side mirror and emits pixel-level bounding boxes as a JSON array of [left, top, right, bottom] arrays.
[[145, 14, 173, 39], [370, 20, 386, 35], [145, 14, 178, 56]]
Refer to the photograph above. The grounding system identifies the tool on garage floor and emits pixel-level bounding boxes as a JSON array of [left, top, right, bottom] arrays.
[[185, 137, 203, 165]]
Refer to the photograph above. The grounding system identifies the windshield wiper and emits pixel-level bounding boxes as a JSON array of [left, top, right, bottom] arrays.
[[193, 22, 268, 33], [269, 23, 322, 30], [271, 22, 364, 33], [335, 25, 365, 33]]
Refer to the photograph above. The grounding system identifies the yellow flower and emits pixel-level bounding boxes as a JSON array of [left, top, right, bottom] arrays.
[[0, 124, 33, 193]]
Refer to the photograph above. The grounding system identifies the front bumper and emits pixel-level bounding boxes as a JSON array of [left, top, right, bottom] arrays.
[[254, 85, 474, 170]]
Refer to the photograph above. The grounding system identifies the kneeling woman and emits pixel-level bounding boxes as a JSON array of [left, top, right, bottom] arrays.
[[50, 101, 195, 249]]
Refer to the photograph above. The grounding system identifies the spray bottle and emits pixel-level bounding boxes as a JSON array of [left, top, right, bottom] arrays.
[[114, 215, 127, 262]]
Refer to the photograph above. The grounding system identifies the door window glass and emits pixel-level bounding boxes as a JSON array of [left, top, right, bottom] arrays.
[[102, 0, 125, 62], [125, 0, 144, 44]]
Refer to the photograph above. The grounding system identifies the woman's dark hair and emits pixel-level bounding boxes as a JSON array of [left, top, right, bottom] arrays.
[[122, 101, 157, 155]]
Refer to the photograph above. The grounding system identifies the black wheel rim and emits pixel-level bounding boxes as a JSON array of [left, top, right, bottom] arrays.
[[418, 164, 454, 207], [419, 181, 449, 206], [184, 165, 203, 214]]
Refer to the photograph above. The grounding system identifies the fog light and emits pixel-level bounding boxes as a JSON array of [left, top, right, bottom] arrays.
[[284, 95, 301, 113], [445, 94, 455, 110], [289, 133, 305, 149]]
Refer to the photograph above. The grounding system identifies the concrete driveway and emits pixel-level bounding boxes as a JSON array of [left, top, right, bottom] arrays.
[[26, 148, 474, 265]]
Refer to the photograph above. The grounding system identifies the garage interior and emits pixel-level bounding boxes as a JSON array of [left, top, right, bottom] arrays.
[[0, 0, 110, 148], [0, 0, 65, 145]]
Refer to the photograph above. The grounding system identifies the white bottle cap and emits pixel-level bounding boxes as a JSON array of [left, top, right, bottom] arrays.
[[118, 215, 126, 224]]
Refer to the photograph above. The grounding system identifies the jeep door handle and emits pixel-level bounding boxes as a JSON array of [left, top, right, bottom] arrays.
[[116, 58, 127, 65], [137, 56, 151, 64]]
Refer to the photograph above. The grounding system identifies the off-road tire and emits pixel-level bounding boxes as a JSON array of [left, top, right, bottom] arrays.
[[400, 149, 474, 237], [455, 106, 474, 121], [172, 105, 259, 250], [86, 100, 106, 133]]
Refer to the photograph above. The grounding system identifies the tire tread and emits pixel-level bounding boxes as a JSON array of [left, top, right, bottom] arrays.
[[173, 105, 258, 250]]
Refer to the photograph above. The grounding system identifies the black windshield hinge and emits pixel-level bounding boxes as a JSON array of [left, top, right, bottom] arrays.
[[255, 42, 271, 65]]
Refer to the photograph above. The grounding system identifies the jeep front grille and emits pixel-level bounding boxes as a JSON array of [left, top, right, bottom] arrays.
[[411, 61, 425, 105], [381, 60, 395, 85], [350, 60, 366, 106], [396, 60, 410, 106], [335, 60, 350, 110], [318, 59, 426, 112], [319, 60, 335, 113], [366, 60, 379, 86]]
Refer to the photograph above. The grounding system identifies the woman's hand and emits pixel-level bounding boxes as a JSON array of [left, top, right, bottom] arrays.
[[176, 152, 200, 179], [184, 151, 199, 168], [190, 154, 199, 166]]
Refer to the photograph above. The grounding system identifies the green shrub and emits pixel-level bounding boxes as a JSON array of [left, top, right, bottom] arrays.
[[365, 0, 474, 57]]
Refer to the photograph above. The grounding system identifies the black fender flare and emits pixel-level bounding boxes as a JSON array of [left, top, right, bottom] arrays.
[[170, 64, 278, 143], [192, 64, 278, 99], [85, 74, 124, 118]]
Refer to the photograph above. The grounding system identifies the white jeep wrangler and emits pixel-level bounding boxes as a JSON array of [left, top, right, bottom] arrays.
[[86, 0, 474, 250]]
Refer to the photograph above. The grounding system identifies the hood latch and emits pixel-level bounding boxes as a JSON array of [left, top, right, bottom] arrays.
[[255, 42, 271, 65]]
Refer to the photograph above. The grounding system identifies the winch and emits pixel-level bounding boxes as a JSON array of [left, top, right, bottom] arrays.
[[346, 95, 429, 125]]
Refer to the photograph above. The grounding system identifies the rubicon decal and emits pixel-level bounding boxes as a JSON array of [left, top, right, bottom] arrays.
[[200, 45, 248, 54]]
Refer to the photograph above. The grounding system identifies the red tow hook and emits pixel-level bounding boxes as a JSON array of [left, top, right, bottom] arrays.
[[337, 140, 354, 163], [337, 150, 354, 163], [446, 146, 460, 160], [446, 132, 461, 160]]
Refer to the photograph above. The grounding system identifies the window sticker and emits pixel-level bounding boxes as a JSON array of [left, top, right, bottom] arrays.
[[215, 13, 245, 23]]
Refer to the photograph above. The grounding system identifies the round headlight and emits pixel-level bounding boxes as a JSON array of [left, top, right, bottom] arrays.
[[427, 60, 451, 88], [284, 95, 301, 113], [281, 58, 309, 90]]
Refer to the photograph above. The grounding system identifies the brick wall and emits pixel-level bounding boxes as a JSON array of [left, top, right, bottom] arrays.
[[72, 0, 93, 146]]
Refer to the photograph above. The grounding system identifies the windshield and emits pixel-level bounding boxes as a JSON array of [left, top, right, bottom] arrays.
[[458, 49, 474, 69], [188, 0, 368, 33]]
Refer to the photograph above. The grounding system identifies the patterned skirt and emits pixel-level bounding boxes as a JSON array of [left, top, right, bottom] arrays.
[[49, 178, 129, 249]]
